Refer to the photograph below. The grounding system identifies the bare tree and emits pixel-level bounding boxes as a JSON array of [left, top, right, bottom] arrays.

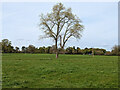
[[39, 3, 84, 58]]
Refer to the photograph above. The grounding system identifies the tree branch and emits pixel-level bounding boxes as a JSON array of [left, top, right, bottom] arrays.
[[63, 34, 72, 48], [44, 22, 56, 39]]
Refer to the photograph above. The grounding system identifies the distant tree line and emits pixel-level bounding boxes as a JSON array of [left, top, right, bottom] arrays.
[[0, 39, 120, 56]]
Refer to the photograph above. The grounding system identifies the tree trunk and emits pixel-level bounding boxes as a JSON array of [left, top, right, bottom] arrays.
[[56, 52, 59, 58], [55, 39, 59, 59], [92, 48, 94, 57]]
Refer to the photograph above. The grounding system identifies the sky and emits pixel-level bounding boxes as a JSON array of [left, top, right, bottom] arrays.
[[1, 2, 118, 51]]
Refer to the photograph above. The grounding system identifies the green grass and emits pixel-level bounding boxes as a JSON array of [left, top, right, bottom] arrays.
[[2, 53, 118, 88]]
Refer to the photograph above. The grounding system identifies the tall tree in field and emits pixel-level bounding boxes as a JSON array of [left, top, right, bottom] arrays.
[[22, 46, 26, 53], [39, 3, 84, 58], [2, 39, 14, 53], [28, 45, 36, 53], [15, 47, 19, 53]]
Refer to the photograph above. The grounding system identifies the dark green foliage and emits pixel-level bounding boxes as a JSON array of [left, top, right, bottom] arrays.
[[1, 39, 120, 56], [65, 46, 106, 55], [21, 46, 26, 53]]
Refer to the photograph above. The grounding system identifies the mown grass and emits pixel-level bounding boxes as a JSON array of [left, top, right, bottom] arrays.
[[2, 53, 118, 88]]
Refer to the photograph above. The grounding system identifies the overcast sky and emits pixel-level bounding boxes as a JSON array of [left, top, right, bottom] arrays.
[[1, 2, 118, 51]]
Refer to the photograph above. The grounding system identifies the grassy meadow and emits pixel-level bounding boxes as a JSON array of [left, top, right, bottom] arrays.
[[2, 54, 118, 88]]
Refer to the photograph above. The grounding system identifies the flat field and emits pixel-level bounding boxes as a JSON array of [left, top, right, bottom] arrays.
[[2, 54, 118, 88]]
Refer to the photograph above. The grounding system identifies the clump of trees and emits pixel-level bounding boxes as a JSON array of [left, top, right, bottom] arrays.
[[111, 45, 120, 56], [1, 39, 14, 53], [0, 39, 57, 54], [1, 39, 119, 56], [65, 47, 106, 55]]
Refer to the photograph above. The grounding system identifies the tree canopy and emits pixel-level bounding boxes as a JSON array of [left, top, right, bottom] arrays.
[[39, 3, 84, 58]]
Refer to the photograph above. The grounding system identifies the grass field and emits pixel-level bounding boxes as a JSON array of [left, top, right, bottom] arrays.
[[2, 54, 118, 88]]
